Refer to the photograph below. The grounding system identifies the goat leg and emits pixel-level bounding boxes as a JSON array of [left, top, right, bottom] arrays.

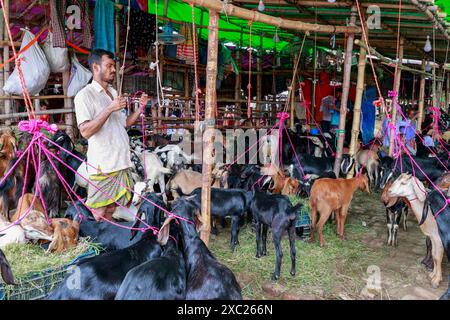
[[386, 209, 393, 246], [440, 275, 450, 300], [272, 232, 283, 281], [288, 224, 296, 277], [421, 237, 434, 272], [229, 216, 240, 251], [403, 206, 408, 232], [262, 224, 268, 256], [255, 222, 262, 258]]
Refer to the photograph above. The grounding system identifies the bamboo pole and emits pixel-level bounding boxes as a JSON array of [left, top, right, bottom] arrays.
[[290, 54, 298, 130], [256, 33, 263, 127], [333, 6, 357, 176], [235, 30, 243, 112], [3, 0, 10, 126], [183, 0, 361, 34], [388, 38, 404, 157], [0, 108, 74, 120], [115, 0, 120, 89], [417, 59, 426, 132], [200, 10, 219, 246], [347, 39, 367, 178], [447, 73, 450, 112], [63, 69, 74, 140], [0, 4, 4, 118]]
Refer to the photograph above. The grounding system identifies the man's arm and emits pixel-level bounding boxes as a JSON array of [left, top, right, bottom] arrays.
[[126, 94, 149, 128], [79, 96, 126, 139]]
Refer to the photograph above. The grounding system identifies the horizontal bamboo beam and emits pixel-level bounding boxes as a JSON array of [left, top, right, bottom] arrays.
[[0, 95, 69, 100], [0, 108, 74, 120], [183, 0, 361, 34]]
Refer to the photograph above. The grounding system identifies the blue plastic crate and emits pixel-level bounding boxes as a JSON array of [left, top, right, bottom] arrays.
[[296, 207, 311, 228], [0, 249, 97, 300]]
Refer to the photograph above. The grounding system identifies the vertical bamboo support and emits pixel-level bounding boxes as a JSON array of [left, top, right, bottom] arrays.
[[256, 33, 263, 126], [388, 38, 404, 156], [417, 59, 426, 132], [235, 30, 243, 113], [272, 55, 277, 125], [3, 0, 10, 126], [114, 0, 120, 90], [432, 66, 437, 108], [347, 39, 367, 178], [447, 72, 450, 112], [290, 54, 298, 130], [0, 4, 4, 118], [333, 6, 357, 176], [200, 10, 219, 246], [63, 69, 74, 139]]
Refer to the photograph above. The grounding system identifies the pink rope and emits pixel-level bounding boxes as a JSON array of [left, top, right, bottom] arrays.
[[284, 126, 307, 180]]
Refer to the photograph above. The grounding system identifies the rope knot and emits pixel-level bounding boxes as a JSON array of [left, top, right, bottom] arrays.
[[446, 198, 450, 204], [388, 90, 397, 98], [18, 119, 58, 135], [277, 112, 290, 121]]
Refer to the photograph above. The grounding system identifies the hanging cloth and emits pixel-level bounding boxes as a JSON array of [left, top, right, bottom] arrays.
[[127, 8, 156, 65], [49, 0, 92, 48], [361, 86, 377, 144], [176, 23, 195, 65], [94, 0, 116, 55]]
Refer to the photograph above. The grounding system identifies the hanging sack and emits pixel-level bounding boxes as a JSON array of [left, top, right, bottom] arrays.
[[3, 29, 50, 96], [42, 31, 70, 73], [67, 55, 92, 97]]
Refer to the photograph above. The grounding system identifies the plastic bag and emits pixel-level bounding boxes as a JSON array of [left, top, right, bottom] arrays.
[[67, 55, 92, 97], [42, 32, 69, 73], [3, 29, 50, 96]]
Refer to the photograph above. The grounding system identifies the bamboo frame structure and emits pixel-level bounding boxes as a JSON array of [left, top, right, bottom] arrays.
[[388, 38, 404, 157], [3, 0, 10, 126], [200, 10, 220, 246], [417, 59, 426, 132], [333, 6, 357, 176], [347, 38, 367, 178]]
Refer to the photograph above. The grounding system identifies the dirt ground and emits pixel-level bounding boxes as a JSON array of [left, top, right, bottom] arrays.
[[208, 190, 449, 300]]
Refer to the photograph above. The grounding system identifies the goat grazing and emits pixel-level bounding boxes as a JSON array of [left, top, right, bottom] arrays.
[[250, 191, 301, 280], [310, 174, 370, 247], [115, 222, 186, 300], [388, 173, 444, 288], [167, 198, 242, 299], [47, 199, 165, 300]]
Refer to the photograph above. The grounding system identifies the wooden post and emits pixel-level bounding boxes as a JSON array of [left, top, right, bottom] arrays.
[[333, 6, 357, 176], [388, 38, 404, 157], [3, 0, 10, 126], [0, 3, 4, 118], [290, 54, 298, 130], [235, 30, 243, 113], [417, 59, 426, 132], [347, 39, 367, 178], [256, 33, 263, 127], [200, 10, 219, 245], [63, 69, 74, 139], [447, 72, 450, 112], [432, 66, 437, 108], [115, 0, 120, 90]]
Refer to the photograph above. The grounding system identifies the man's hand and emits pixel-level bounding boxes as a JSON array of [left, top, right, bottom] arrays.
[[139, 93, 148, 113], [109, 96, 127, 112]]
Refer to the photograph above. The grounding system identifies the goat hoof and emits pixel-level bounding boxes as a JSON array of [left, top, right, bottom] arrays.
[[271, 273, 280, 281], [319, 242, 327, 248], [290, 270, 296, 277], [262, 251, 267, 256], [256, 253, 261, 259]]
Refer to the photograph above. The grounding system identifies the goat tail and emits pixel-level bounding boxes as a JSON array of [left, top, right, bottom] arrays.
[[419, 197, 430, 226]]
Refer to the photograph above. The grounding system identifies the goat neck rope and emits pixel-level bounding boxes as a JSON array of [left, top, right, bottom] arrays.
[[406, 196, 419, 203]]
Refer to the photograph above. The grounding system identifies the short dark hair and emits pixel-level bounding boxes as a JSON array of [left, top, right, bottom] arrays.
[[88, 49, 115, 71]]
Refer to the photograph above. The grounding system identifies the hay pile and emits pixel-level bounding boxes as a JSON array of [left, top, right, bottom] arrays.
[[1, 238, 100, 279]]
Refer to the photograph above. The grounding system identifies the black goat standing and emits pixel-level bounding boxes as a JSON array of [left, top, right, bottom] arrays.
[[47, 197, 165, 300], [169, 198, 242, 300], [0, 249, 15, 285], [250, 191, 301, 280], [115, 222, 186, 300]]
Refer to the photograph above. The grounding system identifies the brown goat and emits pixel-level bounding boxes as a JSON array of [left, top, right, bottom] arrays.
[[10, 193, 45, 223], [48, 218, 80, 253], [0, 129, 17, 178], [167, 169, 225, 199], [310, 174, 370, 247]]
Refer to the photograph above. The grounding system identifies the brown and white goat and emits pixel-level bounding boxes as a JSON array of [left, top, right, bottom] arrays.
[[381, 180, 408, 246], [310, 174, 370, 247], [48, 218, 80, 253], [167, 169, 225, 199], [388, 173, 444, 288]]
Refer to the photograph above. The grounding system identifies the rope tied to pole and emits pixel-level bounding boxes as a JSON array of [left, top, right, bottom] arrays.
[[18, 119, 59, 135]]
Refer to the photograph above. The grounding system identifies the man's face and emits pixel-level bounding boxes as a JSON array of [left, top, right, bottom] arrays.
[[94, 55, 116, 84]]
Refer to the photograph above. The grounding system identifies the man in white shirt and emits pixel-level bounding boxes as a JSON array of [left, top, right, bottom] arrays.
[[75, 49, 148, 221]]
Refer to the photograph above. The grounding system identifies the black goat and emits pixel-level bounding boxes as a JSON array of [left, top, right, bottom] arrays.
[[35, 159, 62, 218], [421, 189, 450, 300], [72, 193, 164, 251], [188, 188, 253, 251], [250, 191, 300, 280], [297, 172, 337, 197], [288, 154, 334, 180], [169, 198, 242, 300], [50, 130, 86, 189], [115, 222, 186, 300], [0, 249, 15, 285], [0, 157, 26, 221]]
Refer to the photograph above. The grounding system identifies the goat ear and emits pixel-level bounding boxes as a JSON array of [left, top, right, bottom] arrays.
[[412, 179, 426, 202], [0, 251, 16, 285], [157, 216, 174, 245], [130, 210, 144, 240]]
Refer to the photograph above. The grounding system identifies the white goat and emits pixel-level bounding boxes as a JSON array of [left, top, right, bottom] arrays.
[[388, 173, 444, 288], [138, 151, 171, 203], [154, 144, 196, 170], [0, 216, 26, 249]]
